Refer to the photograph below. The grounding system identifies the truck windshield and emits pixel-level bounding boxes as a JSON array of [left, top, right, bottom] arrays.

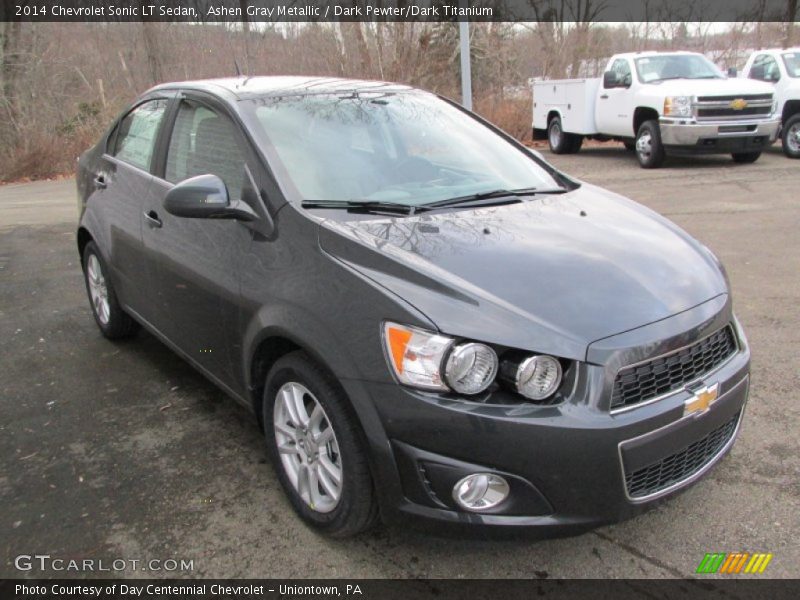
[[782, 52, 800, 77], [241, 92, 562, 207], [635, 55, 724, 83]]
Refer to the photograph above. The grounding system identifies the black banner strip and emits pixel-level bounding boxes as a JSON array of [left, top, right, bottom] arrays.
[[1, 0, 799, 23]]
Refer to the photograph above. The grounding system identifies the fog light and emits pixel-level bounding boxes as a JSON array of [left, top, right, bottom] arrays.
[[452, 473, 510, 511]]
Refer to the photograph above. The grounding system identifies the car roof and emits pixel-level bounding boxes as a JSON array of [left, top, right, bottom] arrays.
[[150, 76, 415, 101], [755, 48, 800, 54], [613, 51, 703, 60]]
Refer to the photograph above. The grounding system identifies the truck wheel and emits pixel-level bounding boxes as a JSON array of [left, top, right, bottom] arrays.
[[635, 121, 665, 168], [731, 152, 761, 164], [569, 135, 584, 153], [548, 116, 576, 154], [781, 114, 800, 158], [263, 351, 378, 537]]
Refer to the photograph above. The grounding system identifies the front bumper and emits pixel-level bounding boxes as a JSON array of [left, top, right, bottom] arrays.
[[659, 117, 780, 152], [341, 301, 751, 536]]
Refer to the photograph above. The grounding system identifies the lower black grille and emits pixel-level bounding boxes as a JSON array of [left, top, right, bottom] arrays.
[[611, 326, 737, 410], [625, 411, 740, 499]]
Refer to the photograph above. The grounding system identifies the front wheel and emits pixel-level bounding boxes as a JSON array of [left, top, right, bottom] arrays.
[[263, 351, 378, 537], [82, 241, 138, 339], [781, 114, 800, 158], [635, 120, 665, 168], [731, 152, 761, 164]]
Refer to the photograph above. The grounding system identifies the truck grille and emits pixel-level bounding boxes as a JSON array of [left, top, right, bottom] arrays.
[[611, 326, 737, 411], [624, 411, 739, 499], [695, 94, 773, 121]]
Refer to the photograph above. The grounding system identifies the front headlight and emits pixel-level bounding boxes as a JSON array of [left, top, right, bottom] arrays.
[[383, 322, 452, 390], [383, 322, 499, 395], [664, 96, 693, 117], [515, 355, 563, 400], [444, 342, 498, 395], [383, 321, 567, 402]]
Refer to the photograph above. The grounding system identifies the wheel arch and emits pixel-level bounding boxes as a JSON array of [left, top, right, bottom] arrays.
[[633, 106, 660, 135], [546, 109, 564, 128], [77, 226, 94, 261], [243, 310, 364, 430], [782, 100, 800, 123]]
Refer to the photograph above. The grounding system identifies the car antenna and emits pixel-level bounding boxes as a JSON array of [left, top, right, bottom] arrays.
[[233, 58, 252, 87]]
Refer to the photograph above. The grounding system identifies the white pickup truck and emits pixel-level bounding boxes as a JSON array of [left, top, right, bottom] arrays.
[[740, 48, 800, 158], [532, 51, 780, 168]]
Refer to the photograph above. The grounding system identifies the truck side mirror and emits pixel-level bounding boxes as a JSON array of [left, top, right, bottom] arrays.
[[603, 71, 619, 89], [727, 67, 738, 78]]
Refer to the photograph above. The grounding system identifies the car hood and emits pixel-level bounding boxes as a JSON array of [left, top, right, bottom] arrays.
[[651, 77, 775, 97], [318, 185, 728, 361]]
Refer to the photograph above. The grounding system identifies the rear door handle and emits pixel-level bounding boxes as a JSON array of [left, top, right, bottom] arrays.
[[94, 175, 107, 189], [144, 210, 162, 228], [600, 94, 609, 99]]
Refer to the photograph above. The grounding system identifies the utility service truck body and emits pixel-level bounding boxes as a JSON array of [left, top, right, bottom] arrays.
[[533, 51, 780, 168], [741, 48, 800, 158]]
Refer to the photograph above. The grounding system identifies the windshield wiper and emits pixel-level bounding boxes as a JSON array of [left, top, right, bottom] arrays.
[[301, 200, 419, 215], [421, 187, 568, 209]]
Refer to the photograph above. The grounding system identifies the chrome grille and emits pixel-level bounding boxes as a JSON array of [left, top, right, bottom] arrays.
[[611, 326, 737, 411], [624, 411, 739, 499], [694, 94, 773, 121]]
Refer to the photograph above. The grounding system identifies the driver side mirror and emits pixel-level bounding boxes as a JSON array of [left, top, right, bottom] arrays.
[[603, 71, 619, 88], [727, 67, 738, 78], [164, 174, 257, 221]]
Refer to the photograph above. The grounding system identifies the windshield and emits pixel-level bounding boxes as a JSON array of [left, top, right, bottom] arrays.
[[241, 92, 561, 206], [783, 52, 800, 77], [634, 54, 724, 83]]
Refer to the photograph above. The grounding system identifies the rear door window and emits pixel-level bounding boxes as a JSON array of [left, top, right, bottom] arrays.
[[111, 99, 168, 171]]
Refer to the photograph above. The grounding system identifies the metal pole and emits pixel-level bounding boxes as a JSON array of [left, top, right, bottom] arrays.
[[459, 18, 472, 110]]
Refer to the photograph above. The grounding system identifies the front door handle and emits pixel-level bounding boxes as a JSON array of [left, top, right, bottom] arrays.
[[144, 210, 162, 228], [600, 94, 609, 99], [94, 175, 107, 189]]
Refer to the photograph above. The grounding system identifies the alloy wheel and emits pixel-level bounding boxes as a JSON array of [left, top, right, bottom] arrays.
[[273, 382, 343, 513], [86, 254, 110, 325]]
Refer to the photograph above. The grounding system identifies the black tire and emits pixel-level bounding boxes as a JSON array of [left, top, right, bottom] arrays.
[[548, 116, 581, 154], [731, 152, 761, 164], [263, 351, 378, 537], [623, 141, 636, 152], [635, 120, 666, 168], [82, 241, 138, 339], [781, 113, 800, 159], [568, 134, 584, 153]]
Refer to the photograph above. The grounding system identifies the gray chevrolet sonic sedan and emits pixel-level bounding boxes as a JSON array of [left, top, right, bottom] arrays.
[[76, 77, 750, 537]]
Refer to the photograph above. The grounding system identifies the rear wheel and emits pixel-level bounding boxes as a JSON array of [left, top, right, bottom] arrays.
[[731, 152, 761, 164], [548, 116, 581, 154], [263, 351, 378, 537], [82, 241, 138, 339], [781, 114, 800, 158], [635, 120, 666, 168]]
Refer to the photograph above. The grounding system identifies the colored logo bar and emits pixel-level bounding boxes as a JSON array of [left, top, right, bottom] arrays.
[[696, 553, 773, 574]]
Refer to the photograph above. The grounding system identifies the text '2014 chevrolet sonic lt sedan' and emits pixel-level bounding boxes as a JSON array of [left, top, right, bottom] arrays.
[[76, 77, 750, 537]]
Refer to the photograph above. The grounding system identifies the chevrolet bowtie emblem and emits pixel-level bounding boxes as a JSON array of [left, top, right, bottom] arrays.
[[730, 98, 748, 110], [684, 383, 720, 416]]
